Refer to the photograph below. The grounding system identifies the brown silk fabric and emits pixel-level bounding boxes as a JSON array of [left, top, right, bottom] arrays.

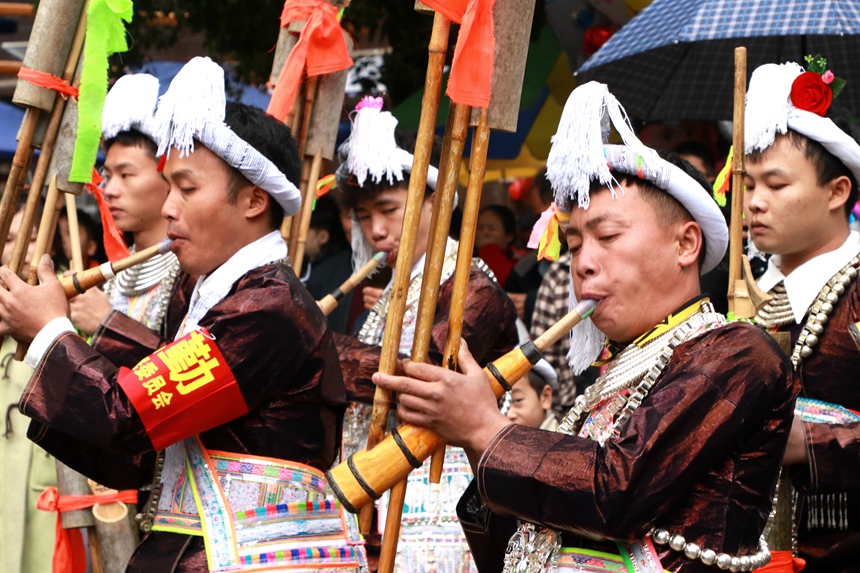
[[19, 262, 347, 570], [781, 277, 860, 571], [458, 322, 799, 573], [335, 266, 520, 403]]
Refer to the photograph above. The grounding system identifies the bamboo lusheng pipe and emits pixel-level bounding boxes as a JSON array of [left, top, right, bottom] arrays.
[[65, 193, 84, 271], [363, 8, 451, 474], [360, 8, 452, 538], [87, 480, 138, 573], [291, 151, 323, 273], [376, 101, 471, 572], [7, 8, 87, 275], [0, 0, 85, 243], [59, 239, 173, 300], [326, 299, 597, 513], [428, 107, 491, 483], [318, 251, 388, 316]]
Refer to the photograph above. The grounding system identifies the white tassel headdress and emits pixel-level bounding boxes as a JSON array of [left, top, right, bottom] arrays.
[[745, 62, 860, 183], [102, 74, 161, 144], [336, 96, 441, 271], [745, 61, 860, 261], [155, 57, 302, 218], [548, 81, 729, 374]]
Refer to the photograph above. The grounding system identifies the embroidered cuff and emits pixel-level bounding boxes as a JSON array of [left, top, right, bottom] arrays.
[[25, 317, 75, 368]]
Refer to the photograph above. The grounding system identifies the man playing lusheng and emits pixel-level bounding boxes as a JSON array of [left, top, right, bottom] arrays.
[[0, 57, 356, 572], [373, 82, 799, 572], [334, 97, 519, 571], [70, 73, 181, 336], [744, 59, 860, 572]]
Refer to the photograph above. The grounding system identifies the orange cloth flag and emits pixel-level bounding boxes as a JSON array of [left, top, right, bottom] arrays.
[[422, 0, 496, 108], [267, 0, 353, 123], [85, 168, 131, 262], [37, 486, 138, 573]]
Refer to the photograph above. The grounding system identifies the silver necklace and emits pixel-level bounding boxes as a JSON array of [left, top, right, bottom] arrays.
[[505, 302, 734, 573]]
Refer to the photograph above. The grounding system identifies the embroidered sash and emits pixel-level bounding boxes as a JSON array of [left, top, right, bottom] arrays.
[[152, 437, 366, 571]]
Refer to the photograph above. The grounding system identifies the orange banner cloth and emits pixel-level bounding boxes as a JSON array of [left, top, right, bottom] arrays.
[[267, 0, 353, 123], [85, 168, 131, 262], [756, 551, 806, 572], [422, 0, 496, 108], [37, 486, 138, 573]]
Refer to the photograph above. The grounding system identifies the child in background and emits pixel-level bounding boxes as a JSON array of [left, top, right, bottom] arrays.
[[476, 204, 520, 286], [506, 357, 559, 431], [57, 207, 103, 270]]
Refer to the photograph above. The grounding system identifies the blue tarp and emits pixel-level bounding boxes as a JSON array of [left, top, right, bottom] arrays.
[[0, 99, 25, 159]]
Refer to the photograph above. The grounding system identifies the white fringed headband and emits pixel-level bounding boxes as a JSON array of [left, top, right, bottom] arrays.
[[155, 57, 301, 217], [335, 96, 441, 271], [102, 73, 161, 144], [546, 81, 729, 374], [745, 59, 860, 183]]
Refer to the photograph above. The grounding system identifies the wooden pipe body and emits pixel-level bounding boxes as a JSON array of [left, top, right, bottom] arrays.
[[327, 342, 540, 513], [61, 239, 173, 299], [318, 252, 387, 316], [327, 300, 595, 512]]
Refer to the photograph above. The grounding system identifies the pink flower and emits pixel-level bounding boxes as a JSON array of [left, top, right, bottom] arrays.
[[822, 70, 835, 84]]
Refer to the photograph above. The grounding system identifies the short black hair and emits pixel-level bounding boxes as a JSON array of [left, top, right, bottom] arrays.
[[526, 370, 551, 395], [337, 130, 442, 211], [103, 129, 158, 157], [533, 168, 553, 204], [674, 141, 716, 178], [222, 101, 302, 230], [309, 193, 349, 254], [747, 108, 859, 219], [479, 204, 517, 236]]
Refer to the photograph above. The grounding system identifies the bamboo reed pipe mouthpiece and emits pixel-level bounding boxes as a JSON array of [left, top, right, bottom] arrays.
[[326, 299, 596, 512], [318, 251, 387, 316], [61, 239, 173, 299]]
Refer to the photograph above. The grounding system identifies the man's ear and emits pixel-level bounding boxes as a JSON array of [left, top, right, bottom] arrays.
[[827, 175, 852, 214], [676, 220, 703, 269], [318, 228, 330, 246], [244, 186, 271, 220]]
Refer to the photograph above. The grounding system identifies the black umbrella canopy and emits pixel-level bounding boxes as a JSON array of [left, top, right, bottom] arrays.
[[576, 0, 860, 121]]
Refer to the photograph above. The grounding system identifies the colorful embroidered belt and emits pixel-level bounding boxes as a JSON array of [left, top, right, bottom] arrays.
[[795, 397, 860, 424], [152, 437, 366, 571], [553, 541, 669, 573]]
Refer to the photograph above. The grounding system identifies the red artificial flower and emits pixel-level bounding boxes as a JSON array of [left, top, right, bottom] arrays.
[[790, 71, 833, 116]]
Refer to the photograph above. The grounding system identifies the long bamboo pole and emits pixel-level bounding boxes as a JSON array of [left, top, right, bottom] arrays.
[[65, 193, 83, 271], [288, 76, 320, 260], [727, 47, 751, 318], [291, 150, 323, 273], [428, 108, 490, 482], [360, 11, 451, 535]]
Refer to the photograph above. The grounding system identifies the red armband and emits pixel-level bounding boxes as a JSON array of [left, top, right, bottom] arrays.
[[118, 328, 248, 450]]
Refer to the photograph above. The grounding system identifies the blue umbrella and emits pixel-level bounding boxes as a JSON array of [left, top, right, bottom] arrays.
[[577, 0, 860, 121]]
